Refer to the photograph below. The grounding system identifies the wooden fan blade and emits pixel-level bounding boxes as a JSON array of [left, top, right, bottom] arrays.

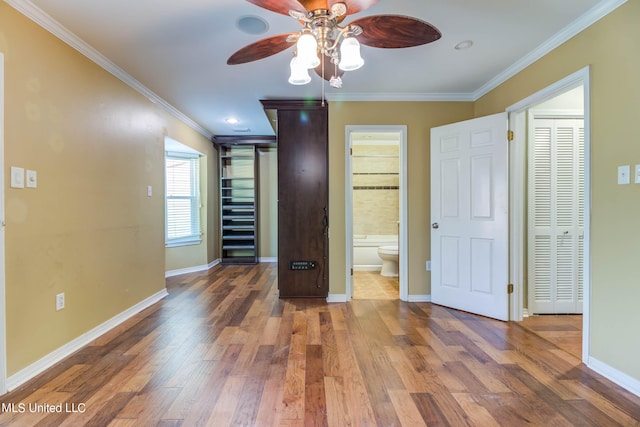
[[314, 55, 344, 82], [227, 34, 296, 65], [350, 15, 441, 48], [246, 0, 305, 16]]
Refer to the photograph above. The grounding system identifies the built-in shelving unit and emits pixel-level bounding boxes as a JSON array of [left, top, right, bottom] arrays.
[[219, 145, 258, 264]]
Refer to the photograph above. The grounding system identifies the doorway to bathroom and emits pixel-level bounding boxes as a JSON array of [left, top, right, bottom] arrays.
[[345, 126, 407, 300]]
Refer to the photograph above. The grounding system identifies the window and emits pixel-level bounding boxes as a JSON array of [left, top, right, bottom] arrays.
[[165, 152, 201, 246]]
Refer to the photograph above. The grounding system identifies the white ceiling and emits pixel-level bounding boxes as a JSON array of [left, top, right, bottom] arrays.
[[13, 0, 621, 138]]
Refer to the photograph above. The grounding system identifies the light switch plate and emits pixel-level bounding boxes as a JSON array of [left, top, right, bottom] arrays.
[[10, 167, 24, 188], [26, 170, 37, 188], [618, 165, 630, 185], [635, 164, 640, 184]]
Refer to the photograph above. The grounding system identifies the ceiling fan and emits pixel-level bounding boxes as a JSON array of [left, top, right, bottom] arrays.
[[227, 0, 441, 88]]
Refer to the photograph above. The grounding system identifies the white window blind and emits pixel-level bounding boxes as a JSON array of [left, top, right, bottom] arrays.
[[165, 152, 201, 246]]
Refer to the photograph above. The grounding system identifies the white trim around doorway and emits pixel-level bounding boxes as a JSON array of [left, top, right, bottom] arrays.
[[506, 66, 591, 363], [345, 125, 408, 301]]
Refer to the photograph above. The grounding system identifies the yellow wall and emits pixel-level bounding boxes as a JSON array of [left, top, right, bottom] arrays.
[[328, 102, 474, 296], [475, 1, 640, 381], [258, 147, 278, 259], [0, 3, 213, 375]]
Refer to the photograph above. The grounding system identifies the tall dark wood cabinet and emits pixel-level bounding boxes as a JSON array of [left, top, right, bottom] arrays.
[[261, 100, 329, 298]]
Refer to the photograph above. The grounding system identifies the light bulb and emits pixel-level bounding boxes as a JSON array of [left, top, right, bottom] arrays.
[[288, 57, 311, 85], [339, 37, 364, 71], [296, 33, 320, 69]]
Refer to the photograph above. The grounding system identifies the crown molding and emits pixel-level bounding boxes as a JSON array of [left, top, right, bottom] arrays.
[[473, 0, 627, 100], [5, 0, 213, 139], [325, 92, 475, 102]]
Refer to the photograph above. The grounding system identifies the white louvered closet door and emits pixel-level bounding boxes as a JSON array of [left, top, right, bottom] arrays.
[[528, 116, 584, 314]]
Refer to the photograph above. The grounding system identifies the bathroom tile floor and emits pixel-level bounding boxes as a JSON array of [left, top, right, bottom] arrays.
[[353, 271, 399, 299]]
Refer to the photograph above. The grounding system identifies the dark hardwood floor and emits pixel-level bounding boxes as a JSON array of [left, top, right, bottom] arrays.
[[1, 263, 638, 426]]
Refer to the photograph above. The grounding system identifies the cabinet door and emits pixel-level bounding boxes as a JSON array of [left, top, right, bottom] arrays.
[[277, 107, 329, 297]]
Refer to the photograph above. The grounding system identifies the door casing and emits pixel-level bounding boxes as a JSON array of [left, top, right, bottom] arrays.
[[345, 125, 408, 301], [507, 66, 591, 362]]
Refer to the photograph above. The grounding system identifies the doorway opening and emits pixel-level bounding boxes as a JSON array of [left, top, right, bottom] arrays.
[[345, 126, 408, 301], [508, 67, 590, 361]]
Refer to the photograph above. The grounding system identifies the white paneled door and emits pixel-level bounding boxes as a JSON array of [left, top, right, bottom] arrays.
[[430, 113, 509, 321]]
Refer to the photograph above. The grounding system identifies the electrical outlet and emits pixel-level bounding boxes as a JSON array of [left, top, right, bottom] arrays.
[[426, 260, 431, 271], [56, 293, 65, 311]]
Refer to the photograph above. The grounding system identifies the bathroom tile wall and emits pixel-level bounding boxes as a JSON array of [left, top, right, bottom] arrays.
[[352, 144, 399, 236]]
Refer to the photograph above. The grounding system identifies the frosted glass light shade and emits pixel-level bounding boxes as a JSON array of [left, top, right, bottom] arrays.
[[288, 57, 311, 85], [338, 37, 364, 71], [296, 33, 320, 69]]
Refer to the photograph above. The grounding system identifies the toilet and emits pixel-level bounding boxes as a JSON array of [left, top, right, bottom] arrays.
[[377, 245, 399, 277]]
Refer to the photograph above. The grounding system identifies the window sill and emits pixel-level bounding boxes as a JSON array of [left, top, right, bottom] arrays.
[[165, 239, 202, 248]]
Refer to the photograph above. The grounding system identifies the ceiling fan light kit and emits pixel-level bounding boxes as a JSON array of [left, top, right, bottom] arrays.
[[285, 5, 365, 85], [229, 0, 442, 89]]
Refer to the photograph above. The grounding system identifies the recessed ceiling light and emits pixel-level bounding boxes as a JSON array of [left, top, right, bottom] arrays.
[[454, 40, 474, 50], [237, 16, 269, 35], [225, 117, 239, 124]]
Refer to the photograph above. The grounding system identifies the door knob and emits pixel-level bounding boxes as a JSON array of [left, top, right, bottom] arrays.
[[432, 223, 439, 229]]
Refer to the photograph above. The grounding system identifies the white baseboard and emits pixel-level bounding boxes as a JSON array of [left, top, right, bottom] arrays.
[[6, 288, 168, 392], [165, 259, 221, 278], [522, 308, 530, 317], [166, 259, 276, 275], [587, 356, 640, 397], [326, 294, 348, 303], [407, 294, 431, 302]]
